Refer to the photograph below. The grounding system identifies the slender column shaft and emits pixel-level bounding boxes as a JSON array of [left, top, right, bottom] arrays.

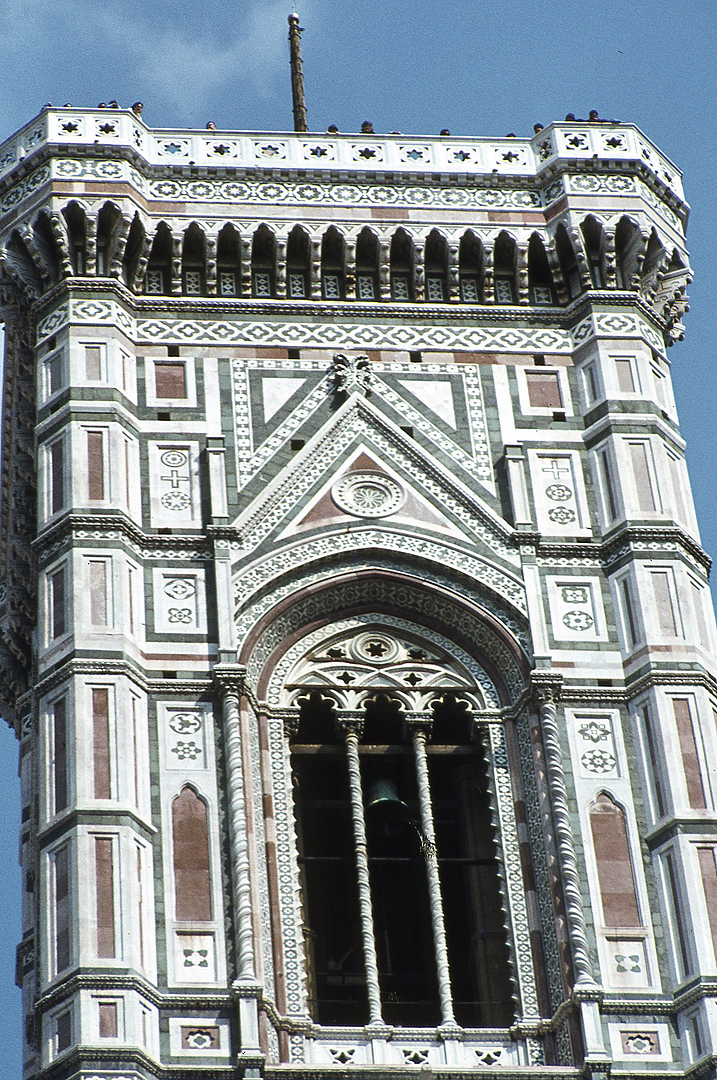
[[343, 729, 383, 1024], [412, 729, 455, 1025], [221, 686, 256, 980]]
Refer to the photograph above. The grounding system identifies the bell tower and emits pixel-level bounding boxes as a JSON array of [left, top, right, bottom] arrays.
[[0, 98, 712, 1080]]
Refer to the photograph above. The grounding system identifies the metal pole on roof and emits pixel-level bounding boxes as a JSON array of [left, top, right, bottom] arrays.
[[288, 14, 308, 133]]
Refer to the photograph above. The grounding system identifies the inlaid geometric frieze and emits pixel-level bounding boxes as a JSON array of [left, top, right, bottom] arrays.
[[546, 577, 608, 642], [152, 570, 207, 634], [174, 932, 216, 983], [572, 714, 620, 778], [164, 709, 207, 770], [608, 1023, 671, 1061], [235, 356, 493, 493], [34, 294, 664, 362], [527, 450, 591, 536], [148, 443, 201, 528]]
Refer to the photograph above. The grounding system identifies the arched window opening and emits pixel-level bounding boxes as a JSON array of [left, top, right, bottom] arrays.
[[493, 232, 517, 303], [287, 225, 311, 299], [581, 216, 606, 288], [615, 216, 644, 290], [145, 223, 172, 295], [62, 202, 87, 276], [458, 231, 483, 303], [291, 684, 514, 1028], [555, 224, 582, 300], [424, 230, 449, 302], [356, 227, 380, 301], [321, 226, 345, 300], [589, 793, 641, 927], [172, 786, 212, 922], [182, 223, 206, 296], [216, 223, 241, 297], [390, 228, 415, 301], [527, 234, 555, 305], [122, 213, 145, 289], [95, 203, 122, 277], [252, 225, 276, 298]]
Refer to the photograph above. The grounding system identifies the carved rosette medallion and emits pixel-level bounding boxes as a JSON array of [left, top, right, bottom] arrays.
[[331, 472, 406, 518]]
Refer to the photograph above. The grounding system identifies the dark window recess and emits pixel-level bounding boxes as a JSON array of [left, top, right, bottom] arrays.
[[167, 345, 180, 357], [291, 694, 514, 1029], [291, 439, 305, 451], [401, 426, 414, 438], [157, 411, 171, 421], [288, 349, 300, 360], [409, 351, 422, 363]]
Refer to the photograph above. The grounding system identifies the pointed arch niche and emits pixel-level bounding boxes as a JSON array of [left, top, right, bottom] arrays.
[[234, 580, 548, 1060]]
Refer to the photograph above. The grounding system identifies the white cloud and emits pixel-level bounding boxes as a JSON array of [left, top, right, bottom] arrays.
[[0, 0, 320, 127]]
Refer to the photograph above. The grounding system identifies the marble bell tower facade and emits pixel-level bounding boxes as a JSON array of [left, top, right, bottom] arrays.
[[0, 102, 712, 1080]]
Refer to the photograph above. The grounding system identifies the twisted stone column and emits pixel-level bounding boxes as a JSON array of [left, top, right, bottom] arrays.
[[412, 727, 456, 1025], [342, 725, 383, 1024], [531, 673, 596, 989]]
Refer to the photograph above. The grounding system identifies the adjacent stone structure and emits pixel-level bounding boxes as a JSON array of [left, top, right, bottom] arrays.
[[0, 105, 710, 1080]]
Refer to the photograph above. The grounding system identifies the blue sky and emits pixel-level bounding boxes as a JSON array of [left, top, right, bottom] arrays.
[[0, 0, 716, 1071]]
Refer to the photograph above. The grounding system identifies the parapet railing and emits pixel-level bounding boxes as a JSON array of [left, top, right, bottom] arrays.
[[0, 108, 684, 203]]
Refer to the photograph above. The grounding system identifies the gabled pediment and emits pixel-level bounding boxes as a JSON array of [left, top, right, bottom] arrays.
[[233, 392, 516, 565]]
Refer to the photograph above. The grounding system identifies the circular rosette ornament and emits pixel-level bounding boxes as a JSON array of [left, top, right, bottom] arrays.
[[331, 472, 406, 518]]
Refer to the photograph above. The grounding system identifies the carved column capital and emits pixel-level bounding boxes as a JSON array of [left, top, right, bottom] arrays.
[[530, 670, 563, 709], [213, 663, 248, 701]]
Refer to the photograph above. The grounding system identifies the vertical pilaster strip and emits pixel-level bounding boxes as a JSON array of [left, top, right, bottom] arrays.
[[411, 727, 455, 1025], [342, 726, 383, 1024], [214, 664, 264, 1061]]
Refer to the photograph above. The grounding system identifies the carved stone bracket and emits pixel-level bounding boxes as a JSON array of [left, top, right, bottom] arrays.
[[329, 352, 373, 396]]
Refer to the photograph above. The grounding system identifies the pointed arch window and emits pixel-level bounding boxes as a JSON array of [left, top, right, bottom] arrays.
[[62, 202, 87, 276], [217, 223, 241, 297], [527, 234, 555, 305], [321, 226, 345, 300], [288, 631, 514, 1029], [493, 232, 517, 303], [287, 225, 311, 299], [458, 231, 483, 303], [390, 228, 415, 301], [424, 230, 449, 302], [356, 227, 380, 301], [172, 786, 212, 921], [252, 225, 276, 297], [145, 223, 172, 295], [182, 223, 206, 296], [96, 203, 122, 277]]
